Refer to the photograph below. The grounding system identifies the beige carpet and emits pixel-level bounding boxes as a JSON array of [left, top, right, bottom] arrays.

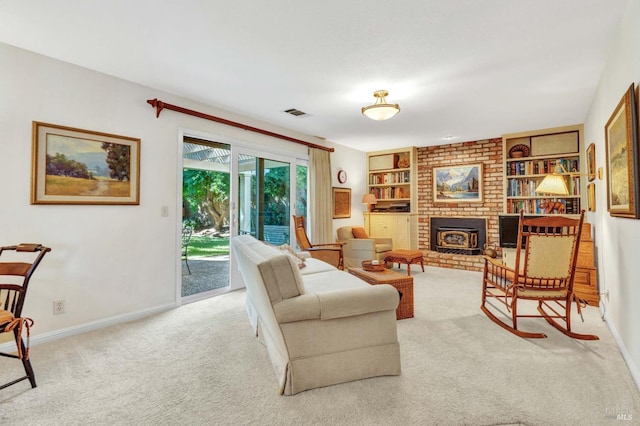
[[1, 265, 638, 425]]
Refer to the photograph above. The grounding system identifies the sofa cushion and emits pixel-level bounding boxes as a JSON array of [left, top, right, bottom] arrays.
[[303, 269, 367, 293], [299, 258, 336, 275], [352, 227, 369, 239], [257, 254, 306, 303]]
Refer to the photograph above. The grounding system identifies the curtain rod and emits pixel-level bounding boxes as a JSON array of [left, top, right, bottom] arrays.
[[146, 98, 334, 152]]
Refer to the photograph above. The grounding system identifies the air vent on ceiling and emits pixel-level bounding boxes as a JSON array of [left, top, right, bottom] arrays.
[[284, 108, 307, 117]]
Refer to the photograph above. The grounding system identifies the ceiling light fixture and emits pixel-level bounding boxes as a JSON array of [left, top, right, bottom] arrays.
[[361, 90, 400, 121]]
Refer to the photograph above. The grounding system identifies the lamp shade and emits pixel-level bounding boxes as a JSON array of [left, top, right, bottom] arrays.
[[362, 90, 400, 121], [362, 193, 377, 204], [535, 173, 569, 195]]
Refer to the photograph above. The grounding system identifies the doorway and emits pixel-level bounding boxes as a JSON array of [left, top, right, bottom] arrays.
[[182, 138, 231, 301], [181, 134, 308, 302]]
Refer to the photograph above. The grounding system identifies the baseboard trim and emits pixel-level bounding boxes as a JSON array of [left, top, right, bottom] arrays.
[[602, 307, 640, 392], [0, 303, 175, 352]]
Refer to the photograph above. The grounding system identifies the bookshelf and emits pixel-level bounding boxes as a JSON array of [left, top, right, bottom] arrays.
[[365, 147, 418, 250], [503, 125, 584, 215], [502, 125, 597, 305], [366, 147, 417, 213]]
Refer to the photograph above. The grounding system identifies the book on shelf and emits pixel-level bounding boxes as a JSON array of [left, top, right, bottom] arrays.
[[507, 157, 579, 176], [371, 186, 407, 200], [506, 198, 581, 215], [370, 171, 410, 185]]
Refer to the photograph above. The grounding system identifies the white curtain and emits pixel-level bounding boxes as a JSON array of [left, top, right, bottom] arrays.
[[309, 148, 333, 243]]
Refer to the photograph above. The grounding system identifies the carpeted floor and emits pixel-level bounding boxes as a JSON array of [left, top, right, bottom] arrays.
[[1, 265, 638, 425]]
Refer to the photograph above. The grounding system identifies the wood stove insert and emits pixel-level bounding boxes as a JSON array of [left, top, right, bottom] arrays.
[[429, 217, 487, 256]]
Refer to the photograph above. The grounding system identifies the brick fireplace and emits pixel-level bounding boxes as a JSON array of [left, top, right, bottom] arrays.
[[417, 139, 503, 271]]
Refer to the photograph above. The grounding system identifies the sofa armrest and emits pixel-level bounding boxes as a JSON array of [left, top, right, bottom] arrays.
[[318, 285, 399, 320], [273, 285, 399, 323], [344, 238, 376, 251], [273, 294, 321, 323]]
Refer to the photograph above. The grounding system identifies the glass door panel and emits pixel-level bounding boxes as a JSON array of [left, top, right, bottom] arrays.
[[181, 138, 231, 300], [237, 155, 291, 245]]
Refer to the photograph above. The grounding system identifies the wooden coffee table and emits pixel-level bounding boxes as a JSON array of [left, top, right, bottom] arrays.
[[348, 267, 414, 320]]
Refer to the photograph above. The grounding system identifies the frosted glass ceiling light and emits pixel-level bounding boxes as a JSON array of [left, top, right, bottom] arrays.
[[362, 90, 400, 121]]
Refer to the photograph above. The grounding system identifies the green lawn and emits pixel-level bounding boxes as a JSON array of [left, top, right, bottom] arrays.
[[186, 235, 229, 257]]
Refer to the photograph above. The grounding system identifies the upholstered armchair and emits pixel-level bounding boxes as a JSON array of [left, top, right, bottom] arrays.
[[336, 226, 393, 269]]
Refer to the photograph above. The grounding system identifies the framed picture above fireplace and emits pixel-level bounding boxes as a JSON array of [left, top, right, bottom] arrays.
[[433, 163, 483, 203]]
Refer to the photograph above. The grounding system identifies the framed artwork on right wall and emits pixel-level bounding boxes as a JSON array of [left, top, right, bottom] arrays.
[[587, 183, 596, 212], [586, 143, 596, 182], [605, 83, 640, 218]]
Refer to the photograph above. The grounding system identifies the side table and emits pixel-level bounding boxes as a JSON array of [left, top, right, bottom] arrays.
[[348, 267, 414, 319]]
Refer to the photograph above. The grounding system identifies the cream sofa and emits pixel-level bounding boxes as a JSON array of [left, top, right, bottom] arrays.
[[231, 234, 401, 395], [336, 226, 393, 269]]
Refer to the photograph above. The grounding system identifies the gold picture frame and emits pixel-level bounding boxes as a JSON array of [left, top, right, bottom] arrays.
[[433, 163, 483, 203], [31, 122, 141, 205], [587, 183, 596, 212], [604, 84, 639, 218], [586, 142, 596, 182], [332, 187, 351, 218]]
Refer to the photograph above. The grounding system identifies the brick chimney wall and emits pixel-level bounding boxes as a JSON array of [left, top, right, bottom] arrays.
[[417, 138, 503, 271]]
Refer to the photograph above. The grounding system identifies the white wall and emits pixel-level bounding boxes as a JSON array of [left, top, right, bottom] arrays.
[[584, 0, 640, 387], [0, 42, 365, 340], [329, 142, 368, 235]]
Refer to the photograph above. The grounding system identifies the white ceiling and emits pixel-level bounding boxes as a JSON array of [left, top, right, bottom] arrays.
[[0, 1, 630, 151]]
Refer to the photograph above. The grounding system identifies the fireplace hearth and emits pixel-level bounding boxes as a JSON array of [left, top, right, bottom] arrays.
[[430, 217, 487, 256]]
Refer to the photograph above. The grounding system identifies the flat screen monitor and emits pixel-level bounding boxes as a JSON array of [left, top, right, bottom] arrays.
[[499, 215, 558, 248], [498, 215, 531, 248]]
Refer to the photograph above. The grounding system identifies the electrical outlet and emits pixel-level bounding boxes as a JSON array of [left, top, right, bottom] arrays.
[[605, 289, 610, 301], [53, 300, 65, 315]]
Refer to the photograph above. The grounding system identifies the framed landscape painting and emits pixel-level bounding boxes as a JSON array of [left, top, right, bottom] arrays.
[[31, 122, 140, 205], [433, 163, 483, 203], [604, 84, 639, 218]]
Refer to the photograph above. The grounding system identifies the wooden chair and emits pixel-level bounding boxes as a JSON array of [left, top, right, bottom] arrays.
[[481, 211, 598, 340], [292, 215, 345, 270], [0, 243, 51, 390]]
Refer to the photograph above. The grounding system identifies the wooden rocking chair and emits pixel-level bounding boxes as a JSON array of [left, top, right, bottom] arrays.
[[292, 215, 344, 270], [481, 211, 598, 340]]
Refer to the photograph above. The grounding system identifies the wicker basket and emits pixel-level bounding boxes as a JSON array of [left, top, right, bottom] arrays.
[[361, 260, 385, 272]]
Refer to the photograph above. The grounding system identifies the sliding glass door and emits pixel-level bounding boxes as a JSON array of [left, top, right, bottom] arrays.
[[181, 134, 307, 299]]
